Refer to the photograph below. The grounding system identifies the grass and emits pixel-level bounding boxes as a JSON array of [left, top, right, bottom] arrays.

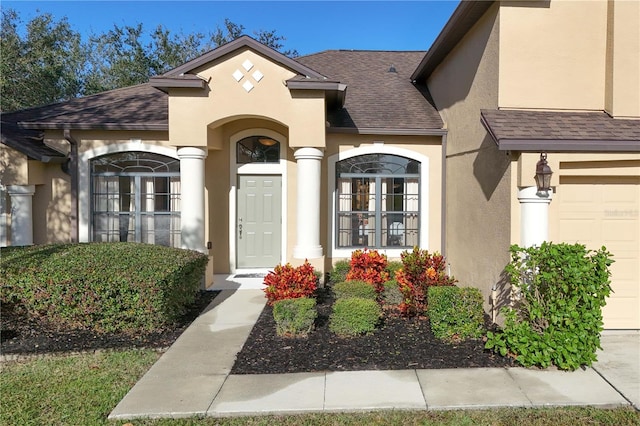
[[1, 350, 638, 425]]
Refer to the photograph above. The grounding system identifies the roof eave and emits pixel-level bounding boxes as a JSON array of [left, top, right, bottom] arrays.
[[149, 77, 207, 90], [496, 139, 640, 153], [0, 137, 67, 163], [18, 122, 168, 131], [411, 1, 495, 82], [328, 127, 447, 136], [287, 80, 347, 108]]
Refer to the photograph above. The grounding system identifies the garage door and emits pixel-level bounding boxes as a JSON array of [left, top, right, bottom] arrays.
[[556, 176, 640, 329]]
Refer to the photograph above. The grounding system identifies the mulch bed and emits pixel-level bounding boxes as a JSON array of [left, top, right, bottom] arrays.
[[2, 288, 516, 373], [231, 288, 516, 374]]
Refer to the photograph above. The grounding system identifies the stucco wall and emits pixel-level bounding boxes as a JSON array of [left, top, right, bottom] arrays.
[[168, 48, 326, 149], [426, 3, 512, 313], [0, 144, 29, 186], [605, 0, 640, 118], [32, 164, 71, 244], [499, 0, 608, 111]]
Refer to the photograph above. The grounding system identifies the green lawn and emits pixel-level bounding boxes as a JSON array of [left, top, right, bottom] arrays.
[[1, 350, 638, 425]]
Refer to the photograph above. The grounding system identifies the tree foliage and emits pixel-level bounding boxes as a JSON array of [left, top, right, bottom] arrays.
[[1, 9, 298, 112], [1, 10, 84, 111]]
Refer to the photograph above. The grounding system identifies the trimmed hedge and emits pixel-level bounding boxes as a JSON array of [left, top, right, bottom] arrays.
[[0, 243, 208, 333], [333, 280, 377, 300], [329, 297, 381, 337], [329, 259, 350, 284], [272, 297, 317, 337], [428, 286, 484, 342]]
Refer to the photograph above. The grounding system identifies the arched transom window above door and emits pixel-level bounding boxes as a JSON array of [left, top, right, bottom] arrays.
[[236, 136, 280, 163], [336, 154, 420, 249]]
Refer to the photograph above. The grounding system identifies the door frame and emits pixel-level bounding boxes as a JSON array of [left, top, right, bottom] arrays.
[[229, 128, 287, 273]]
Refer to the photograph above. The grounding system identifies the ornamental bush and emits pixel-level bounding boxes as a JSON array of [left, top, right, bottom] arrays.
[[329, 297, 382, 337], [485, 242, 614, 370], [0, 243, 208, 333], [272, 297, 317, 337], [329, 259, 351, 284], [345, 249, 389, 294], [395, 247, 456, 317], [263, 260, 317, 305], [333, 280, 377, 300], [428, 286, 484, 342]]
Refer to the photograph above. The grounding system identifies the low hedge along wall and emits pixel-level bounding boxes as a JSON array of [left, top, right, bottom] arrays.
[[0, 243, 208, 333]]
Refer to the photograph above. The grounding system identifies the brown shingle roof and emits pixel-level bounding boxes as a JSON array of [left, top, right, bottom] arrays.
[[2, 47, 445, 162], [1, 84, 167, 161], [296, 50, 443, 133], [481, 109, 640, 152]]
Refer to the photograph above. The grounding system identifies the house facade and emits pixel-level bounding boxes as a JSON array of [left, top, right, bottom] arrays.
[[1, 0, 639, 329]]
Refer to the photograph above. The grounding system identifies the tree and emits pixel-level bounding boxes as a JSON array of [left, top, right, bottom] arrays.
[[1, 10, 299, 109], [1, 9, 84, 112], [255, 29, 299, 58]]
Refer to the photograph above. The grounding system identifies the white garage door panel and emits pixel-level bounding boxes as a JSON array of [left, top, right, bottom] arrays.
[[557, 181, 640, 329]]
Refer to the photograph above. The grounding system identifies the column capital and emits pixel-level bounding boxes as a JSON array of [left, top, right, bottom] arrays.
[[294, 147, 324, 161], [7, 185, 36, 196], [517, 186, 553, 203], [177, 146, 207, 160]]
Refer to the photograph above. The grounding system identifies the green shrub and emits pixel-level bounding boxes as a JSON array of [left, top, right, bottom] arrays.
[[272, 297, 317, 337], [386, 260, 403, 277], [329, 297, 381, 337], [428, 286, 484, 342], [329, 259, 351, 284], [485, 242, 613, 371], [382, 279, 403, 306], [0, 243, 208, 333], [333, 280, 377, 300]]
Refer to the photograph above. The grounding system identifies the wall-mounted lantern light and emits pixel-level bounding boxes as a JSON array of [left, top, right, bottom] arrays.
[[534, 152, 553, 195]]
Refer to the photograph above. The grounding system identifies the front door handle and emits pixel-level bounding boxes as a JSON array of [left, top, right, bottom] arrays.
[[239, 224, 243, 239]]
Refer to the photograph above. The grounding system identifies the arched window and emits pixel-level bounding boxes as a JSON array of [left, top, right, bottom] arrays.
[[236, 136, 280, 163], [336, 154, 420, 248], [91, 152, 180, 247]]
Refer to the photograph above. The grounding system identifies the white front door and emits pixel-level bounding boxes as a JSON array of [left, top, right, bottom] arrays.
[[236, 175, 282, 268]]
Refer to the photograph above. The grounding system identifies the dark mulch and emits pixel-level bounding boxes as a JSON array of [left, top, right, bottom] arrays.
[[232, 288, 516, 374], [0, 290, 220, 356], [2, 287, 516, 373]]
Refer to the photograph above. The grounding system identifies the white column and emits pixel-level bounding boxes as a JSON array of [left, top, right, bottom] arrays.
[[518, 186, 553, 248], [7, 185, 36, 246], [293, 147, 323, 259], [177, 147, 207, 253]]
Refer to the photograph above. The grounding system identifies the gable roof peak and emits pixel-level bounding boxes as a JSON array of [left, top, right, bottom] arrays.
[[162, 35, 325, 80]]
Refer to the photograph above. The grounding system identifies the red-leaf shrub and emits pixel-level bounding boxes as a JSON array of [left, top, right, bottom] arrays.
[[345, 249, 390, 294], [263, 260, 318, 305], [395, 247, 456, 317]]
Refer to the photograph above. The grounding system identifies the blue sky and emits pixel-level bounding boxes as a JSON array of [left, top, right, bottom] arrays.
[[4, 1, 460, 56]]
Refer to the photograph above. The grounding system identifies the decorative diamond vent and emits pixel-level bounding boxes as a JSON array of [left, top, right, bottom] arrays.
[[232, 59, 264, 92]]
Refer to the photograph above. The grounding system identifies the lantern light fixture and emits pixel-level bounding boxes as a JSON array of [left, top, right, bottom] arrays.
[[534, 152, 553, 195]]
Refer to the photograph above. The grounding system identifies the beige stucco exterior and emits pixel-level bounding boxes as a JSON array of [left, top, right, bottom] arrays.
[[499, 0, 639, 117], [605, 0, 640, 118], [426, 3, 511, 314], [499, 0, 608, 111]]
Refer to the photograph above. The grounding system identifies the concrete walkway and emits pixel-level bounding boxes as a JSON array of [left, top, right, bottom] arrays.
[[109, 281, 639, 420]]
